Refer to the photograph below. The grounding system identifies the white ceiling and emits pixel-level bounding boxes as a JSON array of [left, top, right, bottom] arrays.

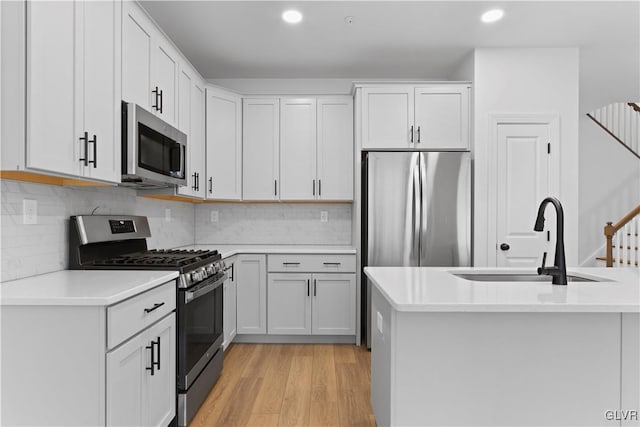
[[140, 1, 640, 79]]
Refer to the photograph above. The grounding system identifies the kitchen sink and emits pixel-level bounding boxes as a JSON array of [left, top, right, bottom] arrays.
[[452, 273, 602, 283]]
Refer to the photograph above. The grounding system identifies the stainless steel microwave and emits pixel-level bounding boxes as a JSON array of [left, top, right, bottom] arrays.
[[121, 102, 187, 188]]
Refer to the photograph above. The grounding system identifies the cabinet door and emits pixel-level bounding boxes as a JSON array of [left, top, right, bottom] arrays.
[[145, 314, 176, 427], [235, 255, 267, 334], [177, 68, 195, 196], [414, 85, 470, 150], [106, 329, 146, 427], [152, 40, 178, 125], [361, 87, 414, 149], [317, 97, 353, 200], [242, 99, 280, 200], [279, 98, 316, 200], [81, 0, 121, 183], [122, 1, 153, 109], [190, 81, 207, 198], [311, 274, 356, 335], [206, 88, 242, 200], [268, 274, 312, 335], [26, 0, 79, 176]]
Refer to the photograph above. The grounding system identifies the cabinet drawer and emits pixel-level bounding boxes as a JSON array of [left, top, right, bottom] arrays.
[[268, 254, 356, 273], [107, 280, 176, 349]]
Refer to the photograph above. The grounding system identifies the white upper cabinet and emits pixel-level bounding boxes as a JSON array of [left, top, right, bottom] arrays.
[[280, 98, 317, 200], [361, 87, 414, 149], [414, 85, 470, 150], [360, 84, 470, 150], [176, 66, 206, 199], [242, 98, 280, 201], [317, 97, 354, 200], [206, 88, 242, 200], [26, 0, 121, 183], [122, 1, 178, 127]]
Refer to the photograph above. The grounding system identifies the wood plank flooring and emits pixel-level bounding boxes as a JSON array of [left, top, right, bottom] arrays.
[[190, 344, 376, 427]]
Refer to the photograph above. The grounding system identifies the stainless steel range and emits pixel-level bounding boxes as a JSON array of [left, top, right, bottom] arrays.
[[69, 215, 224, 427]]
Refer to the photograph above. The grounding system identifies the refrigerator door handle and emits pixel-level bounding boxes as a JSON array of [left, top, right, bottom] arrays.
[[412, 155, 421, 265]]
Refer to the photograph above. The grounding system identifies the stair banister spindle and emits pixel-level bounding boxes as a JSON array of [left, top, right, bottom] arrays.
[[623, 223, 629, 267]]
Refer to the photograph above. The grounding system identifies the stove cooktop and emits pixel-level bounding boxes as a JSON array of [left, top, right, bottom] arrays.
[[92, 249, 221, 268]]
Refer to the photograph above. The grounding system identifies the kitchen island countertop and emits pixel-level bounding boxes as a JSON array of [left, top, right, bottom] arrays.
[[365, 266, 640, 313], [0, 270, 179, 306]]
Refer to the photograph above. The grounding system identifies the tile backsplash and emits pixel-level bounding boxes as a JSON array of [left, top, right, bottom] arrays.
[[1, 180, 195, 282], [195, 203, 352, 245]]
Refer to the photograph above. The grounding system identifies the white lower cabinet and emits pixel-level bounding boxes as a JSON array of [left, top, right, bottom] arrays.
[[267, 270, 356, 336], [235, 254, 267, 334], [223, 256, 238, 349], [107, 314, 176, 427]]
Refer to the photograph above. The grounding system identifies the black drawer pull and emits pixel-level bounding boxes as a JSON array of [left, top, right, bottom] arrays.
[[282, 262, 300, 265], [144, 302, 165, 314], [323, 262, 341, 266]]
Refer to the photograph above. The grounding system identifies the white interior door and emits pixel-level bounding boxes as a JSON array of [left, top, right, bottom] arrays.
[[496, 121, 554, 267]]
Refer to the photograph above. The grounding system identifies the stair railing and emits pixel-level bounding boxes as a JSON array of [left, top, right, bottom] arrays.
[[586, 102, 640, 160], [604, 204, 640, 267]]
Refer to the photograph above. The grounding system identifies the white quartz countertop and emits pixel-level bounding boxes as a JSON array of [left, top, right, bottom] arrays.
[[176, 244, 356, 259], [365, 267, 640, 313], [0, 270, 179, 306]]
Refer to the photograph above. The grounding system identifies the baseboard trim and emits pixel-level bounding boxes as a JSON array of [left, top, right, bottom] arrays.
[[233, 334, 356, 344]]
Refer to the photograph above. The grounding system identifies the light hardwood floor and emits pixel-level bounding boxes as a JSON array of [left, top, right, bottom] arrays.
[[190, 344, 376, 426]]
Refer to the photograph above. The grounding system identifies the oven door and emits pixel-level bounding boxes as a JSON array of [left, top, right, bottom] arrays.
[[177, 271, 225, 391]]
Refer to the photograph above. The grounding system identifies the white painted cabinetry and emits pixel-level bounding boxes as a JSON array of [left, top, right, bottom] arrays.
[[243, 96, 354, 201], [235, 254, 267, 334], [242, 98, 280, 200], [360, 84, 470, 150], [316, 97, 354, 200], [206, 88, 242, 200], [222, 256, 238, 349], [122, 1, 178, 126], [26, 0, 121, 183], [280, 98, 317, 200], [177, 66, 206, 199], [266, 254, 356, 336]]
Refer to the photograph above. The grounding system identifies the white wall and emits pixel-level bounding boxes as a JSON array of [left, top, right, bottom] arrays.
[[473, 48, 580, 266], [577, 44, 640, 265], [0, 180, 195, 282], [194, 203, 351, 245]]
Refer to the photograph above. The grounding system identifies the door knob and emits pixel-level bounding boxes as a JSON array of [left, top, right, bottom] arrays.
[[500, 243, 510, 251]]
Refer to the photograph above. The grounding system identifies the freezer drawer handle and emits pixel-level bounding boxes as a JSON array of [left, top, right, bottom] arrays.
[[144, 302, 165, 314]]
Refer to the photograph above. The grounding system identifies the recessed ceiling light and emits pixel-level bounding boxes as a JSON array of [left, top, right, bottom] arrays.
[[481, 9, 504, 23], [282, 10, 303, 24]]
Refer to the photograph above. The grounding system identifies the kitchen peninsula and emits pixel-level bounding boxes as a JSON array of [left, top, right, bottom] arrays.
[[365, 267, 640, 427]]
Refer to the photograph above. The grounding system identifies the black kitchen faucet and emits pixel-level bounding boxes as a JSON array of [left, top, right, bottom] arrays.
[[534, 197, 568, 286]]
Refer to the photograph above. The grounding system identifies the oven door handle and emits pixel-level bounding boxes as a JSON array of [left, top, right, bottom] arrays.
[[184, 274, 226, 304]]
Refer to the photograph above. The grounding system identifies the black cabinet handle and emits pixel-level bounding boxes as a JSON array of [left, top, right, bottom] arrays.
[[500, 243, 510, 251], [152, 86, 160, 111], [89, 134, 97, 168], [196, 173, 200, 191], [192, 173, 197, 190], [410, 125, 414, 143], [323, 262, 341, 266], [144, 302, 165, 314], [79, 131, 89, 166], [416, 126, 421, 143], [154, 336, 161, 371], [307, 279, 310, 296], [318, 180, 321, 197], [146, 341, 155, 376], [282, 262, 300, 266], [208, 177, 213, 194], [274, 180, 278, 196], [230, 263, 234, 281], [314, 279, 317, 296], [158, 89, 163, 114], [312, 180, 315, 196]]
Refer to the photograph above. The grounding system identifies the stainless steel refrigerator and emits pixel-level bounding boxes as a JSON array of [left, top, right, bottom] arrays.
[[362, 151, 472, 347]]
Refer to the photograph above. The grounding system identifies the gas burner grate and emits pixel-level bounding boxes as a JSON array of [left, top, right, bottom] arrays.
[[93, 249, 220, 268]]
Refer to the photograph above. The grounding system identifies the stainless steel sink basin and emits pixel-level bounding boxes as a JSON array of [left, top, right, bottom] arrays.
[[452, 273, 600, 283]]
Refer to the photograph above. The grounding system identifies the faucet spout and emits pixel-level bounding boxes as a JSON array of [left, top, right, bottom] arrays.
[[534, 197, 567, 286]]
